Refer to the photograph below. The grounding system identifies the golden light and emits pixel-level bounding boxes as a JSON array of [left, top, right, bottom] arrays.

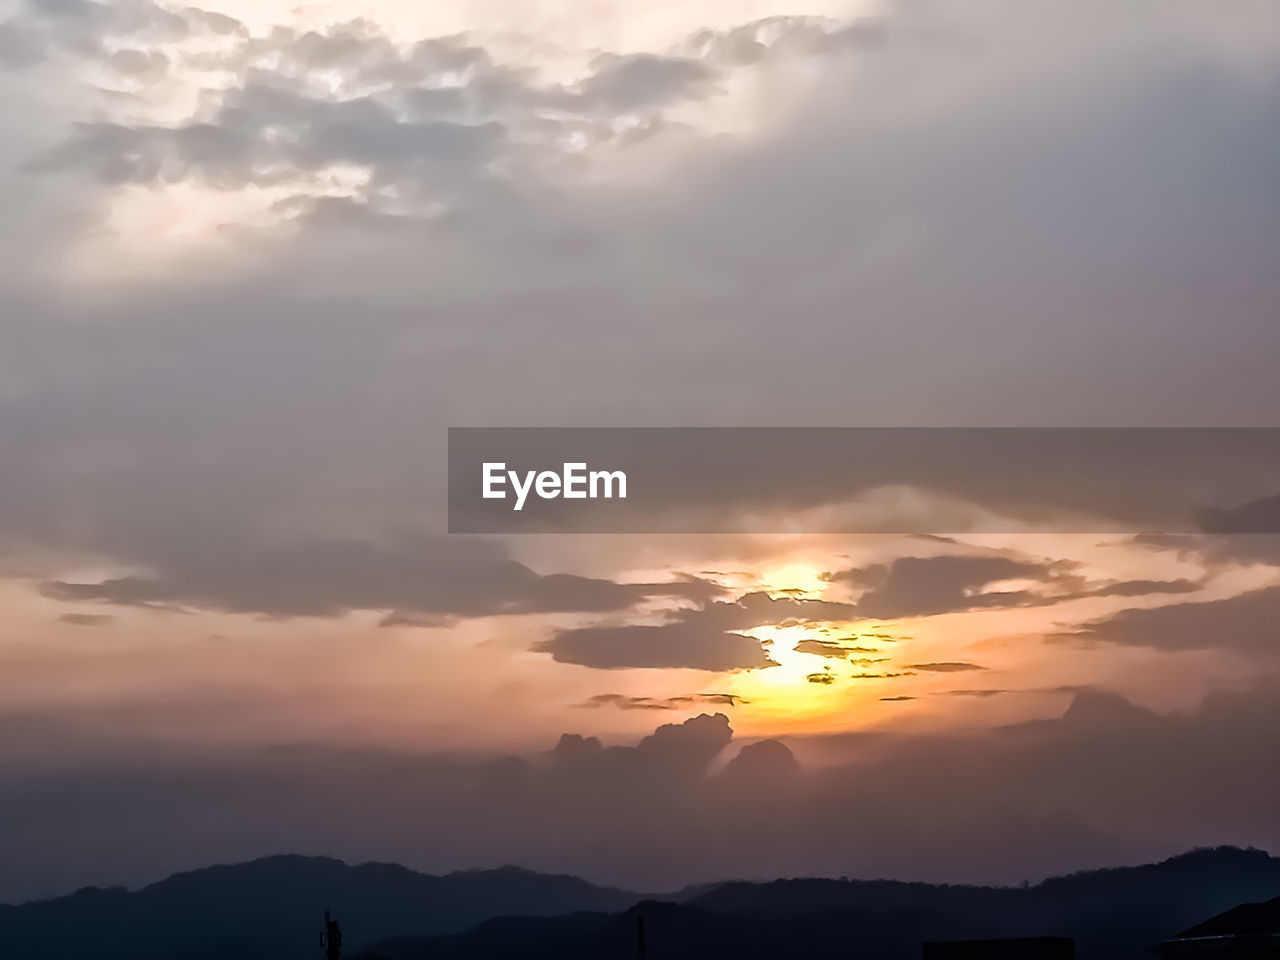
[[714, 559, 906, 735]]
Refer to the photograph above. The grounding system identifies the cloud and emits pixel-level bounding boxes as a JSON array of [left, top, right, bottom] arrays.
[[941, 689, 1009, 698], [56, 612, 116, 626], [793, 637, 870, 658], [575, 692, 746, 710], [1198, 494, 1280, 535], [827, 553, 1208, 621], [39, 533, 722, 619], [537, 590, 855, 670], [1067, 585, 1280, 656], [538, 623, 774, 671], [0, 0, 1275, 617], [1133, 532, 1280, 569], [908, 662, 987, 673], [838, 555, 1071, 619], [850, 671, 914, 679], [577, 53, 719, 111]]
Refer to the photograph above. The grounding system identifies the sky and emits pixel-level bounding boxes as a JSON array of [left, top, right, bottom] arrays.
[[1, 0, 1279, 903]]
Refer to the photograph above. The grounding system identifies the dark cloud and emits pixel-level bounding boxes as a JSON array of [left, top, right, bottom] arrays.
[[56, 612, 115, 626], [1132, 533, 1280, 569], [793, 637, 880, 658], [537, 623, 774, 671], [40, 533, 721, 619], [575, 693, 746, 711], [850, 671, 914, 679], [942, 689, 1010, 698], [1067, 585, 1280, 655], [537, 590, 854, 670], [1088, 578, 1201, 598], [833, 555, 1073, 619], [1198, 493, 1280, 534], [827, 554, 1207, 621], [908, 662, 987, 673]]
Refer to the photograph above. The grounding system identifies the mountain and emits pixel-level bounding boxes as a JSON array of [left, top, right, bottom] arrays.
[[0, 855, 641, 960], [360, 847, 1280, 960], [4, 847, 1279, 959]]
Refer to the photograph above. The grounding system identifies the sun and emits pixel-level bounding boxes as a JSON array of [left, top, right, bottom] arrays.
[[711, 560, 894, 733]]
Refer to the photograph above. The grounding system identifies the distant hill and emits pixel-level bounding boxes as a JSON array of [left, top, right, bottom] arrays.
[[4, 847, 1278, 959], [0, 855, 640, 960], [360, 847, 1280, 960]]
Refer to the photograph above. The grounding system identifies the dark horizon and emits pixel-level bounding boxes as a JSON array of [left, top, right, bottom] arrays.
[[5, 843, 1279, 960]]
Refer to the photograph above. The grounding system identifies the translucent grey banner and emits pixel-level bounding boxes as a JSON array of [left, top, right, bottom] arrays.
[[448, 428, 1280, 534]]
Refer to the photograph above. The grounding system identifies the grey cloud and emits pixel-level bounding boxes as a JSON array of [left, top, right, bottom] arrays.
[[1088, 578, 1201, 598], [0, 21, 45, 67], [1199, 494, 1280, 534], [537, 623, 775, 671], [942, 689, 1009, 698], [0, 0, 1277, 631], [537, 590, 856, 670], [831, 554, 1206, 621], [40, 533, 721, 619], [576, 53, 718, 111], [836, 554, 1074, 619], [850, 671, 914, 679], [1132, 533, 1280, 568], [907, 662, 987, 673], [25, 12, 745, 204], [56, 612, 115, 626], [794, 637, 865, 658], [577, 693, 675, 710], [1067, 584, 1280, 655], [38, 90, 507, 189], [576, 692, 746, 711]]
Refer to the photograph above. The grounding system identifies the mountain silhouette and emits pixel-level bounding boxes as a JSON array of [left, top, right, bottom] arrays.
[[3, 847, 1278, 959], [0, 855, 640, 960], [358, 847, 1280, 960]]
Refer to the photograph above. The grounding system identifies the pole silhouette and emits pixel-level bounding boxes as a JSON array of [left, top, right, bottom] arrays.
[[321, 910, 342, 960]]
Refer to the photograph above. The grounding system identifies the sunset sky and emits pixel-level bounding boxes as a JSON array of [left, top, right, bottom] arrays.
[[1, 0, 1279, 904]]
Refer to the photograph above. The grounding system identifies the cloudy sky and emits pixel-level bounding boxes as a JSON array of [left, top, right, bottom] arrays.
[[1, 0, 1279, 903]]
